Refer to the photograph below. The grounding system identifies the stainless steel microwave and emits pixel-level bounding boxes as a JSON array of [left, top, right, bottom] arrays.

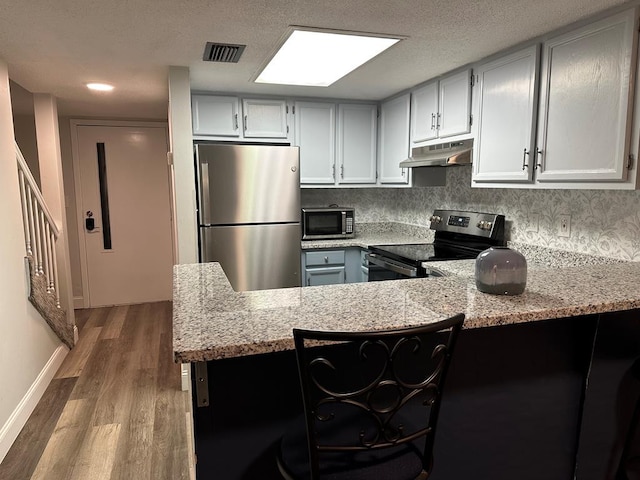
[[302, 207, 355, 240]]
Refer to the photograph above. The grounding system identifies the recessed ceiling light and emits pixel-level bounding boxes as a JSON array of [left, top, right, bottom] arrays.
[[255, 27, 403, 87], [86, 83, 114, 92]]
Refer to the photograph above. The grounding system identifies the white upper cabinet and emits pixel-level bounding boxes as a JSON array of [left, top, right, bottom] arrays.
[[473, 45, 540, 183], [241, 98, 288, 138], [536, 10, 637, 183], [294, 101, 336, 185], [337, 104, 378, 184], [379, 94, 410, 184], [192, 95, 240, 137], [411, 82, 439, 143], [438, 69, 473, 138], [192, 94, 290, 141], [411, 69, 472, 145]]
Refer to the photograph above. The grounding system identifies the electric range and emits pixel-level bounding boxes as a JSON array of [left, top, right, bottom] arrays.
[[367, 209, 506, 281]]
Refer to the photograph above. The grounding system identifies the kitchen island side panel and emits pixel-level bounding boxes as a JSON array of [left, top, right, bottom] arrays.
[[191, 315, 604, 480]]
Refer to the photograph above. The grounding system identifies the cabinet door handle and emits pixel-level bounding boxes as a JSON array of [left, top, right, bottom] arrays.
[[244, 115, 248, 131], [431, 113, 436, 130], [535, 148, 543, 170], [436, 112, 441, 130], [522, 148, 529, 170], [234, 114, 238, 130], [340, 164, 344, 178], [332, 164, 336, 179]]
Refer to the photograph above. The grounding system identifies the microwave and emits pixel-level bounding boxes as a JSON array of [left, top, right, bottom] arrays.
[[302, 207, 355, 240]]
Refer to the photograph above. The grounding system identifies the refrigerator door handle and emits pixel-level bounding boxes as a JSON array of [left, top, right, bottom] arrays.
[[200, 161, 210, 225]]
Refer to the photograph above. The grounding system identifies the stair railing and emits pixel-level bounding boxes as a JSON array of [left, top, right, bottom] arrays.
[[15, 142, 61, 308]]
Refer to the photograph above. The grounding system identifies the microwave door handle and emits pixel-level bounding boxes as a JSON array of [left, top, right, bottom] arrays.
[[366, 254, 418, 277], [341, 211, 347, 234]]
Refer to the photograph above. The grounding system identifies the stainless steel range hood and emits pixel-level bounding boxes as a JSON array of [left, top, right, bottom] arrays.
[[399, 139, 473, 168]]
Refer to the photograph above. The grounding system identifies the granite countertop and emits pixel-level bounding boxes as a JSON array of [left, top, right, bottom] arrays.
[[423, 241, 627, 277], [173, 256, 640, 363]]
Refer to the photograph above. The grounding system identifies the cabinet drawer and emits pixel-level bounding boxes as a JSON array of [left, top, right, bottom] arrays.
[[305, 250, 345, 266], [305, 266, 346, 287]]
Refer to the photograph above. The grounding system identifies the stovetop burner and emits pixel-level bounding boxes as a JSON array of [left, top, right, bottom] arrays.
[[367, 210, 506, 280], [368, 242, 483, 264]]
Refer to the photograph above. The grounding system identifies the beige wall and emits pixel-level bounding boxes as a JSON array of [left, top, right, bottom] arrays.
[[9, 81, 40, 188], [12, 114, 40, 187], [0, 59, 62, 461]]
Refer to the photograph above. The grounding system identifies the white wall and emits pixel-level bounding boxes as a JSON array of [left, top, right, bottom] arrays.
[[58, 117, 83, 304], [168, 67, 198, 264], [0, 59, 66, 462]]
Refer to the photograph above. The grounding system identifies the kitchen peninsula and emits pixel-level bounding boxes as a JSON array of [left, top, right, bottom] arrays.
[[174, 249, 640, 480]]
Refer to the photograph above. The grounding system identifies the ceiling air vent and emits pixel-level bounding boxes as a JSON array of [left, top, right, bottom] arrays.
[[202, 42, 246, 63]]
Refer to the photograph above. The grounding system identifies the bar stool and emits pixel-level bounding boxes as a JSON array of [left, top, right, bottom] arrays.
[[277, 313, 465, 480]]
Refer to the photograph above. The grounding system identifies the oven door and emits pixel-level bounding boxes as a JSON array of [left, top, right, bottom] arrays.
[[366, 253, 421, 281]]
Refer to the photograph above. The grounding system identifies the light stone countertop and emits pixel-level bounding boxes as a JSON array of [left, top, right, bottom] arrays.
[[173, 259, 640, 363], [422, 242, 627, 277]]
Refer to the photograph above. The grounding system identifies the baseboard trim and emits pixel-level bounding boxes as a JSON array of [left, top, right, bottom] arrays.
[[0, 344, 68, 463], [73, 296, 84, 309]]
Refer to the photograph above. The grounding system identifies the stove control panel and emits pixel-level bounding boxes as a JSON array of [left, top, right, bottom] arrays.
[[448, 215, 470, 228], [430, 209, 505, 240]]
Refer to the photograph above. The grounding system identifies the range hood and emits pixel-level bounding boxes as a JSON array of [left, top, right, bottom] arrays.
[[400, 139, 473, 168]]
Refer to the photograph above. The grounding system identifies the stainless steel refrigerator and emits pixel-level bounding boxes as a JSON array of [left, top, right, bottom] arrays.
[[196, 143, 301, 291]]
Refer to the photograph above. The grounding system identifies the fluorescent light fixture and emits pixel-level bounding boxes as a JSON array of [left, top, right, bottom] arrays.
[[86, 82, 114, 92], [256, 28, 402, 87]]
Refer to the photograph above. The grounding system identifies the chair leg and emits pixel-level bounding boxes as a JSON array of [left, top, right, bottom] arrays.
[[276, 453, 295, 480]]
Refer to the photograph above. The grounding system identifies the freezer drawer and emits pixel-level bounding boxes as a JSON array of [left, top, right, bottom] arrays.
[[200, 224, 301, 291]]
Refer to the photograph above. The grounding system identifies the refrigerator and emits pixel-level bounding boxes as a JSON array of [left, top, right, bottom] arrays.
[[196, 143, 301, 291]]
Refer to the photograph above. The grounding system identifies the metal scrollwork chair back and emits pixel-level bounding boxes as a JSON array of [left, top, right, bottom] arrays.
[[277, 313, 465, 480]]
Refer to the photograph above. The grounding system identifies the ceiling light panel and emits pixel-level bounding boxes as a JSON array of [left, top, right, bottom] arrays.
[[86, 83, 114, 91], [255, 29, 402, 87]]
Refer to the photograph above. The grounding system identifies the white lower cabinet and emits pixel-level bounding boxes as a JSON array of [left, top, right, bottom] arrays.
[[302, 248, 368, 286], [305, 266, 346, 287]]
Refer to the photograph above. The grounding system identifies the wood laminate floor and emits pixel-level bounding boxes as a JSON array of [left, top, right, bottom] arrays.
[[0, 302, 195, 480]]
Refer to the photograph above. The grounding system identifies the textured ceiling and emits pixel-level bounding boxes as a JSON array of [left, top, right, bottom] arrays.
[[0, 0, 632, 118]]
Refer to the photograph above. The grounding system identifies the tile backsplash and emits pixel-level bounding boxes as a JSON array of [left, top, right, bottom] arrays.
[[301, 166, 640, 261]]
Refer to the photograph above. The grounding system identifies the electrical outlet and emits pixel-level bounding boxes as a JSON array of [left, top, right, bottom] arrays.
[[558, 214, 571, 237], [527, 213, 539, 233]]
